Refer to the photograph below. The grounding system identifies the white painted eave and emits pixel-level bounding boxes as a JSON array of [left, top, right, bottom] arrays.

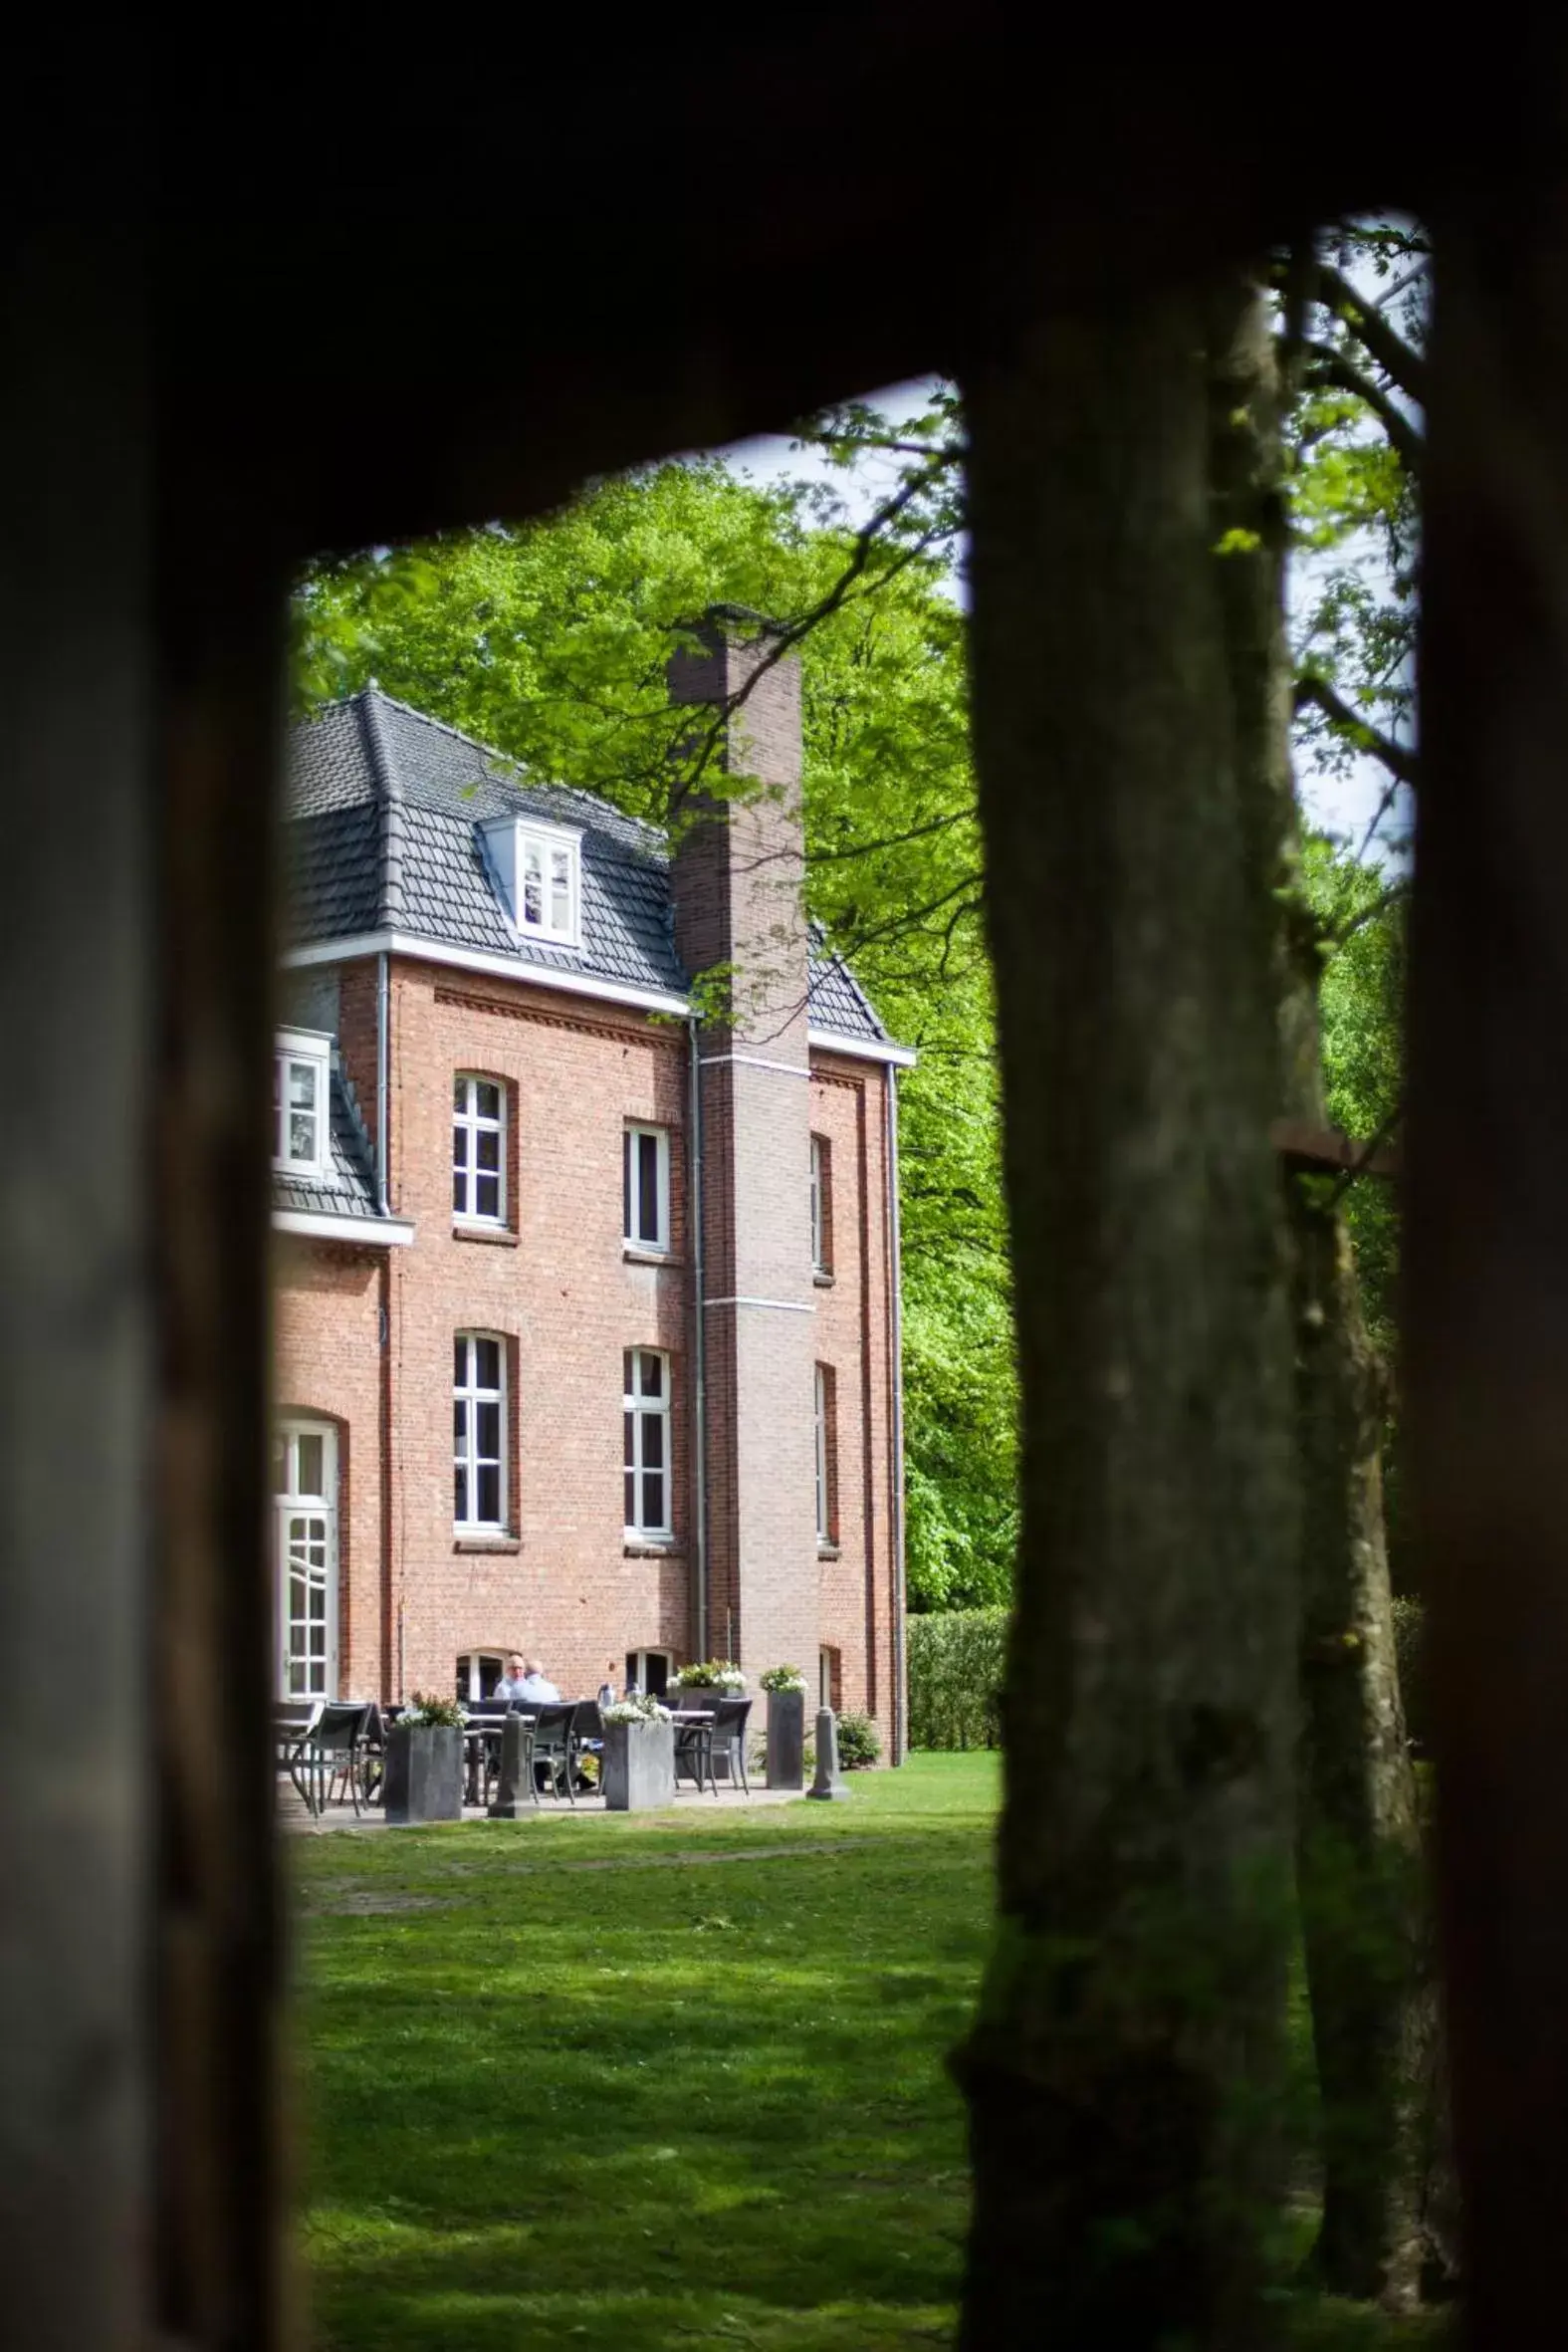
[[273, 1208, 415, 1248], [280, 930, 690, 1019], [807, 1027, 918, 1069], [280, 932, 917, 1061]]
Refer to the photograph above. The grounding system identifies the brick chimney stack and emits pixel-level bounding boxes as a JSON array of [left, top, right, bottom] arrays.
[[669, 612, 817, 1685]]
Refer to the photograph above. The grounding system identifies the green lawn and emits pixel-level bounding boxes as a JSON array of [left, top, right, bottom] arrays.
[[292, 1755, 1450, 2350]]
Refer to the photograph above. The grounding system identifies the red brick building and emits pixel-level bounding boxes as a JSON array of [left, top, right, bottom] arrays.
[[272, 622, 913, 1754]]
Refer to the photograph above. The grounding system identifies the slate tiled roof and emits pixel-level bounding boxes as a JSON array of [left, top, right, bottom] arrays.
[[284, 687, 894, 1048], [806, 927, 888, 1045], [273, 1064, 380, 1221]]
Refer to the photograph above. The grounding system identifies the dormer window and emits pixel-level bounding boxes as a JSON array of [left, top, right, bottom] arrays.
[[273, 1029, 332, 1179], [482, 815, 582, 947]]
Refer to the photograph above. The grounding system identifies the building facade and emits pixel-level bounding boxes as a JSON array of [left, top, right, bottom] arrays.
[[272, 624, 913, 1751]]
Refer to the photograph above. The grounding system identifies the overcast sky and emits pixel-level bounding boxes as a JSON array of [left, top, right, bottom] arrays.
[[712, 377, 1407, 863]]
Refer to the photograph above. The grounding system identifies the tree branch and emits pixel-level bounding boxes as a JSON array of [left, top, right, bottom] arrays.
[[1301, 344, 1425, 475], [1313, 264, 1428, 406], [1294, 672, 1419, 786], [1332, 877, 1411, 948]]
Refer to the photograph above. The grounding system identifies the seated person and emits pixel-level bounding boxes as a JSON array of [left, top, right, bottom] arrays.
[[596, 1661, 618, 1709], [518, 1658, 561, 1705], [493, 1651, 531, 1704]]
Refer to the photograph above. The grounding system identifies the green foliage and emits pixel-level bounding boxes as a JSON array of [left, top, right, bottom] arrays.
[[907, 1607, 1008, 1751], [760, 1664, 806, 1693], [292, 454, 1016, 1616], [835, 1712, 882, 1768]]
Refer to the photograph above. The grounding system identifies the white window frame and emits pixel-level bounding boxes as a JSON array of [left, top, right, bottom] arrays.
[[454, 1332, 507, 1531], [482, 814, 582, 948], [623, 1123, 671, 1253], [453, 1073, 507, 1225], [274, 1419, 338, 1700], [273, 1028, 332, 1180], [814, 1362, 832, 1545], [809, 1132, 828, 1274], [456, 1651, 507, 1703], [624, 1647, 674, 1699], [623, 1347, 672, 1539]]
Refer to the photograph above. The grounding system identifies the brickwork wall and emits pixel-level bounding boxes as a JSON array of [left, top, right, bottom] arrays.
[[673, 625, 821, 1684], [382, 962, 692, 1702], [809, 1058, 896, 1748], [271, 1240, 385, 1697]]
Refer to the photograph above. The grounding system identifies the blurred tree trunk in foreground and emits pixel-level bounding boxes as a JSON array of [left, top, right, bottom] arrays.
[[958, 281, 1299, 2349]]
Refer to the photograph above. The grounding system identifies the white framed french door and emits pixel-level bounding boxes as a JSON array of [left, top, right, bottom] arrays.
[[273, 1420, 338, 1699]]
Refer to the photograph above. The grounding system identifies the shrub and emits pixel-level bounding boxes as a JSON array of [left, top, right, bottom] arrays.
[[760, 1664, 806, 1693], [400, 1692, 466, 1729], [1391, 1595, 1429, 1751], [836, 1713, 880, 1769], [907, 1607, 1008, 1750]]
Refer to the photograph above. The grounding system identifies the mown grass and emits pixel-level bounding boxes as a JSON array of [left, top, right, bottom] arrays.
[[291, 1754, 1450, 2350]]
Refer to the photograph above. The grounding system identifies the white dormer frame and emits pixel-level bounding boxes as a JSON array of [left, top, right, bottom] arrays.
[[273, 1027, 333, 1180], [481, 814, 583, 948]]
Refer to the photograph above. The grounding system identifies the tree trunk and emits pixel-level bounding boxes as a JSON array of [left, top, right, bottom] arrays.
[[957, 281, 1298, 2349], [1208, 281, 1433, 2310], [1290, 1194, 1430, 2307]]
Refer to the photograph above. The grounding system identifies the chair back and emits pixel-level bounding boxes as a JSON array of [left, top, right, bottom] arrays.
[[712, 1696, 752, 1744], [307, 1701, 373, 1757], [529, 1701, 576, 1759], [572, 1700, 603, 1743]]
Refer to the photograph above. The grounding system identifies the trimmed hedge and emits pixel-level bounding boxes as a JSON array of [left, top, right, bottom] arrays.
[[908, 1606, 1008, 1751]]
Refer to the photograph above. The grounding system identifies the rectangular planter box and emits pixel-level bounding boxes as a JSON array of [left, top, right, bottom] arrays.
[[766, 1688, 805, 1791], [601, 1716, 676, 1811], [383, 1723, 464, 1824]]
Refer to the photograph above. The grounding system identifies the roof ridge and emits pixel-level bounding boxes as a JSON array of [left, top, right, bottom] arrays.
[[359, 684, 406, 929], [351, 684, 668, 849]]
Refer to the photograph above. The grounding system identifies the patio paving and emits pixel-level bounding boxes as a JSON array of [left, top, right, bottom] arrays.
[[278, 1779, 801, 1832]]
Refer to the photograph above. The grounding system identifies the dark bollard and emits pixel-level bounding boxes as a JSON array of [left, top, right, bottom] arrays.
[[487, 1714, 532, 1818], [806, 1708, 849, 1800]]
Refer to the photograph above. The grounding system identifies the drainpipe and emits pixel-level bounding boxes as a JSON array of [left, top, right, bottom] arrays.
[[688, 1017, 708, 1661], [885, 1064, 907, 1764], [375, 950, 390, 1214]]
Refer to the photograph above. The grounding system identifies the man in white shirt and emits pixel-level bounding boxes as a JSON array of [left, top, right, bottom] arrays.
[[517, 1659, 561, 1705], [493, 1652, 531, 1704]]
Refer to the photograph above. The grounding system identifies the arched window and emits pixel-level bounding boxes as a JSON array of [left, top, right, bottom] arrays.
[[273, 1419, 338, 1699]]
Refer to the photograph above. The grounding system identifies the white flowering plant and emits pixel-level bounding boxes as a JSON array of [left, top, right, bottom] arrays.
[[601, 1696, 672, 1726], [671, 1660, 745, 1693], [759, 1664, 805, 1694], [400, 1692, 467, 1728]]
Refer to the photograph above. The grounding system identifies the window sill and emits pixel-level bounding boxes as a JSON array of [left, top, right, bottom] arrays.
[[453, 1535, 522, 1553], [817, 1542, 842, 1560], [453, 1223, 520, 1247], [812, 1269, 835, 1288], [624, 1540, 682, 1558], [623, 1246, 681, 1268]]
